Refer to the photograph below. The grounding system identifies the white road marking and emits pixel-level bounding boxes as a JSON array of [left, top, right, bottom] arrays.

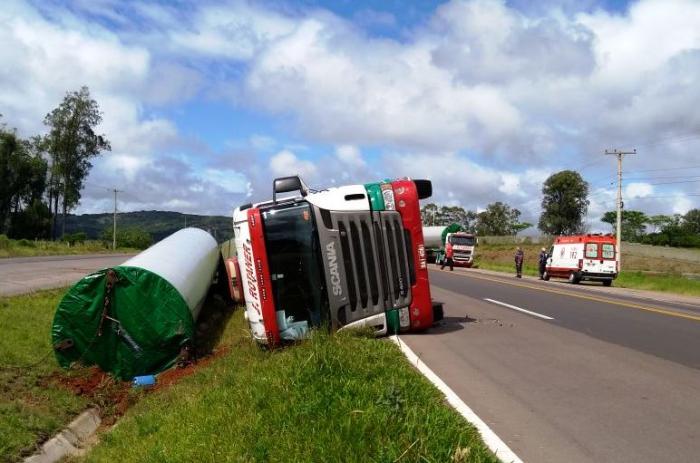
[[390, 335, 523, 463], [484, 298, 554, 320]]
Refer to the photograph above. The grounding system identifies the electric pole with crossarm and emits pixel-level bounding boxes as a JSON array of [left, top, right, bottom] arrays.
[[112, 188, 123, 250], [604, 148, 636, 270]]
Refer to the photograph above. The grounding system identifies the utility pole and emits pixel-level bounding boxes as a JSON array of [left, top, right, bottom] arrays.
[[604, 148, 636, 270], [112, 188, 122, 250]]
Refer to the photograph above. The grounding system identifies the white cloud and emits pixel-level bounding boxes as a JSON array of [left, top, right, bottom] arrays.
[[269, 149, 318, 180], [2, 0, 699, 219], [335, 145, 366, 168], [625, 182, 653, 198]]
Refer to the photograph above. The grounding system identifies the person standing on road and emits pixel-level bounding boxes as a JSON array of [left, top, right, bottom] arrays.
[[514, 247, 524, 278], [538, 247, 548, 279], [441, 241, 454, 271]]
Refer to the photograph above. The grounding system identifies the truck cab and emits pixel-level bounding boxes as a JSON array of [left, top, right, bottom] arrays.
[[229, 176, 441, 345], [445, 232, 477, 267], [544, 234, 618, 286]]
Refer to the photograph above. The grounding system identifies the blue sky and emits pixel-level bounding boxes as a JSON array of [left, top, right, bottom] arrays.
[[2, 0, 699, 231]]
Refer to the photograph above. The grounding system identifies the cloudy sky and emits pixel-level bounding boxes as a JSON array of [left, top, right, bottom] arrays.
[[1, 0, 699, 231]]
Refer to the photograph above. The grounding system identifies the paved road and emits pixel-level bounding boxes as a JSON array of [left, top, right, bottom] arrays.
[[401, 268, 700, 463], [0, 254, 134, 296]]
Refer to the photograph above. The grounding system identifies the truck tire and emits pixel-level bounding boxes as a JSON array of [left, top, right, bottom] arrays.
[[542, 270, 550, 281], [603, 279, 612, 287], [568, 272, 580, 284]]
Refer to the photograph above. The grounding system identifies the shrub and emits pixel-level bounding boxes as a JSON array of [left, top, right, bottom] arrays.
[[61, 232, 87, 245], [17, 239, 35, 247], [0, 234, 9, 250]]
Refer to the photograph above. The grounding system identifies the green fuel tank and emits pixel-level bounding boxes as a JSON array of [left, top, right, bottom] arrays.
[[51, 228, 219, 380]]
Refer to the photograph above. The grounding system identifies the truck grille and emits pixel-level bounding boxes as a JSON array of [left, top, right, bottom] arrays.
[[333, 211, 412, 323]]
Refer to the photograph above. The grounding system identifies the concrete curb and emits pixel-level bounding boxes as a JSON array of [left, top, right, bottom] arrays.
[[389, 335, 523, 463], [24, 408, 101, 463]]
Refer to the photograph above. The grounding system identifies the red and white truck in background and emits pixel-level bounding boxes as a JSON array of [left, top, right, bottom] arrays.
[[225, 176, 443, 345], [423, 225, 477, 268], [544, 234, 618, 286]]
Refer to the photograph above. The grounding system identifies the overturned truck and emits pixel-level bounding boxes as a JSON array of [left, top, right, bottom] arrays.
[[227, 176, 443, 345]]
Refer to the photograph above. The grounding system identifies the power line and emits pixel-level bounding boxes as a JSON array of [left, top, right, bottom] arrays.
[[626, 164, 700, 174]]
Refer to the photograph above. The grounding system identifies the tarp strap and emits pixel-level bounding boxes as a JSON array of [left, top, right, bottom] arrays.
[[97, 269, 119, 337]]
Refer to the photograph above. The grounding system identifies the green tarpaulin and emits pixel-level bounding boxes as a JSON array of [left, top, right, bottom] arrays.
[[52, 266, 195, 380]]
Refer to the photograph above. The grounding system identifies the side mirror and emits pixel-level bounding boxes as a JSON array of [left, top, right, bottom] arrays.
[[413, 179, 432, 200], [273, 176, 309, 203]]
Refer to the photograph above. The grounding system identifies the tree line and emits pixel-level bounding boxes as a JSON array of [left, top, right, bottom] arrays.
[[0, 86, 110, 240], [421, 201, 532, 236], [422, 169, 700, 248]]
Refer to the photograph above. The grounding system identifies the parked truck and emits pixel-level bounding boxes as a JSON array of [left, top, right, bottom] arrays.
[[423, 224, 477, 267], [225, 176, 443, 345]]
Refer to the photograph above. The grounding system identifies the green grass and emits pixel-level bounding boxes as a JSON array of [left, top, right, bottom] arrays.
[[474, 248, 700, 296], [615, 271, 700, 296], [0, 237, 136, 258], [81, 311, 495, 463], [0, 289, 90, 461]]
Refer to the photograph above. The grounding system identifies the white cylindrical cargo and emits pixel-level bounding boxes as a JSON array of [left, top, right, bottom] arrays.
[[122, 227, 219, 319], [423, 226, 447, 248]]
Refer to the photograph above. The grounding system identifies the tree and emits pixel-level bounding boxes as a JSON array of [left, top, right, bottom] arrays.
[[683, 209, 700, 234], [44, 86, 110, 238], [646, 214, 673, 234], [0, 127, 48, 236], [512, 222, 533, 236], [538, 170, 589, 235], [476, 202, 523, 235], [601, 210, 648, 242], [420, 203, 477, 231], [420, 203, 439, 226], [101, 226, 152, 249]]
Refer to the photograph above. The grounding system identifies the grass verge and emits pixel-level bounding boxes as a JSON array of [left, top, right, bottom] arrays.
[[615, 271, 700, 296], [0, 237, 136, 258], [80, 311, 496, 463], [474, 243, 700, 297], [0, 289, 133, 462], [0, 289, 89, 461]]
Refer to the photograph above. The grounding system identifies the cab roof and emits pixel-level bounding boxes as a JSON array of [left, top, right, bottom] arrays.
[[554, 234, 616, 244]]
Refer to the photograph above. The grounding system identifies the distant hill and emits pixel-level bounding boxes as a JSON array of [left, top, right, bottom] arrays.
[[65, 211, 233, 243]]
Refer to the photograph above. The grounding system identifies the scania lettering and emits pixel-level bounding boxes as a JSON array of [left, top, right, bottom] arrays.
[[229, 176, 442, 345]]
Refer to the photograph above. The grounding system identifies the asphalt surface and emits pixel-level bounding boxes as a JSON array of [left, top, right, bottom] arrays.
[[400, 268, 700, 462], [0, 254, 134, 296]]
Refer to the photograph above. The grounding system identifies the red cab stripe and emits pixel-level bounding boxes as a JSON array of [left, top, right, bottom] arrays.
[[247, 208, 280, 345], [391, 179, 433, 329]]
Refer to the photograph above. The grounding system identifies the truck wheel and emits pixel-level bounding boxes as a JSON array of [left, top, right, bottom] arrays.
[[568, 272, 580, 284], [603, 280, 612, 287], [542, 271, 550, 281]]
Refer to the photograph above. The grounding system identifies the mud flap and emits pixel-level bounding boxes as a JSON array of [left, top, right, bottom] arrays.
[[431, 301, 444, 323]]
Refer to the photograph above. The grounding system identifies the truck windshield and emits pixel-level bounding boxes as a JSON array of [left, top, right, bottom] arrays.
[[262, 202, 328, 327], [450, 235, 475, 246]]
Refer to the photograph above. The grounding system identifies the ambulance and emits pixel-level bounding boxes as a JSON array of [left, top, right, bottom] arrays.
[[543, 234, 618, 286]]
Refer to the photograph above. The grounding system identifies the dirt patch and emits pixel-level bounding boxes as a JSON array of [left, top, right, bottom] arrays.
[[154, 346, 230, 391], [46, 367, 132, 424]]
